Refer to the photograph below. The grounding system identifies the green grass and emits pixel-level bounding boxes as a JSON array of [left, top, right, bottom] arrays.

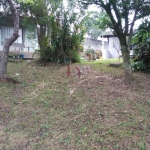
[[0, 59, 150, 150], [81, 58, 123, 66]]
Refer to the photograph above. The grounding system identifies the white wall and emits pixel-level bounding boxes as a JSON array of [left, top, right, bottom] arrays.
[[109, 37, 121, 58], [83, 38, 102, 52], [82, 36, 121, 59], [0, 27, 38, 52], [23, 28, 38, 52], [101, 38, 110, 59]]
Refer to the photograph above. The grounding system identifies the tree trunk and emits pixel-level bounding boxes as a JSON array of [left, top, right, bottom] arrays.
[[0, 0, 19, 78], [121, 44, 132, 83]]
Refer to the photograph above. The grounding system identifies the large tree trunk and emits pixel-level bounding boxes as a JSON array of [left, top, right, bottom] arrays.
[[120, 38, 132, 83], [0, 0, 19, 78], [37, 25, 47, 50]]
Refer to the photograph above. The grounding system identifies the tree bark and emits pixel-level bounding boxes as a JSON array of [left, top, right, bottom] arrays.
[[0, 0, 19, 78], [120, 38, 132, 83]]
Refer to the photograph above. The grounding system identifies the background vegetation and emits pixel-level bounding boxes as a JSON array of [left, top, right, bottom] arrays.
[[132, 20, 150, 72], [20, 0, 85, 64]]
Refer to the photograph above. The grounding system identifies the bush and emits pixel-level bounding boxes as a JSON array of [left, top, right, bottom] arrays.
[[69, 51, 81, 63], [131, 38, 150, 72], [36, 46, 57, 62], [23, 3, 85, 64], [86, 49, 95, 56]]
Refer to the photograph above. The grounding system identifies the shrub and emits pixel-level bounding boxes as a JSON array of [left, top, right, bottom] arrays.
[[86, 49, 95, 56], [69, 51, 81, 63], [131, 38, 150, 72]]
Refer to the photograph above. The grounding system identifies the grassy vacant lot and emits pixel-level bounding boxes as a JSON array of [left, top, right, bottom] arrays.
[[0, 59, 150, 150]]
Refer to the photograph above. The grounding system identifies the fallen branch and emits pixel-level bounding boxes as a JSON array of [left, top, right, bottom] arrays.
[[33, 92, 38, 97]]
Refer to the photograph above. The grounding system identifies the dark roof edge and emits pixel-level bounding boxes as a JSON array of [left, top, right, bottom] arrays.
[[100, 35, 117, 38]]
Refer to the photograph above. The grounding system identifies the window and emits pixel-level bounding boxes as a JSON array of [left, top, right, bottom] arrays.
[[1, 26, 23, 44]]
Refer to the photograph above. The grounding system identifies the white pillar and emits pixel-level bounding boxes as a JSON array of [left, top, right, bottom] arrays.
[[102, 36, 110, 59]]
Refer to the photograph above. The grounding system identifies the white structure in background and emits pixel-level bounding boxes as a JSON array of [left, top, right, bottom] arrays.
[[100, 35, 120, 59], [0, 26, 38, 58], [83, 34, 121, 59], [0, 14, 38, 58]]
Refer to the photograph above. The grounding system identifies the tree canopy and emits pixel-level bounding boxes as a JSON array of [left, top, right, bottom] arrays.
[[82, 11, 112, 39], [78, 0, 150, 82], [18, 0, 85, 63], [79, 0, 150, 37]]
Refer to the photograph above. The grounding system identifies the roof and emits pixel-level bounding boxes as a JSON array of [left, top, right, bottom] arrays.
[[0, 13, 24, 27], [100, 35, 117, 38]]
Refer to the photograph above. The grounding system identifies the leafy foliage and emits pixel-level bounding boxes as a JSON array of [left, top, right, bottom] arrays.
[[132, 38, 150, 72], [85, 48, 95, 56], [82, 11, 112, 39], [95, 12, 112, 30], [131, 20, 150, 72], [132, 19, 150, 44], [20, 0, 85, 63], [69, 51, 81, 63]]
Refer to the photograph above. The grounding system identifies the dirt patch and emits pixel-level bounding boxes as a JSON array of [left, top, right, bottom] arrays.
[[0, 76, 19, 83]]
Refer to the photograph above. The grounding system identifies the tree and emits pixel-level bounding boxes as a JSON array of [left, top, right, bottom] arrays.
[[19, 0, 64, 61], [20, 0, 85, 63], [0, 0, 19, 78], [83, 11, 110, 39], [78, 0, 150, 82], [19, 0, 59, 51]]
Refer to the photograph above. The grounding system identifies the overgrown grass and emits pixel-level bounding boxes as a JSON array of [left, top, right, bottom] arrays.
[[0, 59, 150, 150]]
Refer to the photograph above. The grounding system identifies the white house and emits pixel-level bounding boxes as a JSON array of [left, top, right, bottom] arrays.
[[0, 14, 38, 58], [82, 34, 121, 59], [99, 35, 121, 59]]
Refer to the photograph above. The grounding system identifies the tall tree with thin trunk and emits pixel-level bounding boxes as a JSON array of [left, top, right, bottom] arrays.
[[0, 0, 19, 78], [19, 0, 63, 53], [78, 0, 150, 83]]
